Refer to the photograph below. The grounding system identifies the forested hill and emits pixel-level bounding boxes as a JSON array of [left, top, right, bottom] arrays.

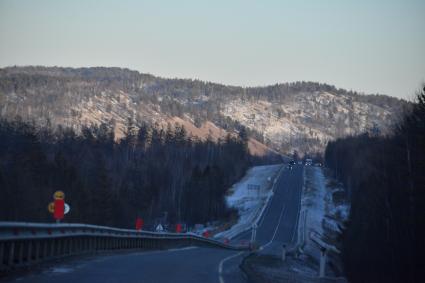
[[325, 87, 425, 282], [0, 118, 254, 227], [0, 66, 408, 155]]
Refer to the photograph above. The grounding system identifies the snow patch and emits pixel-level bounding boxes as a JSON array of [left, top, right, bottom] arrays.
[[48, 267, 74, 273], [215, 164, 283, 239], [297, 166, 350, 276]]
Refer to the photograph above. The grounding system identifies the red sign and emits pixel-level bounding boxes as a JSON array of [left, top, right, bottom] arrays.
[[54, 199, 65, 220], [135, 218, 143, 231], [202, 230, 210, 238], [176, 223, 182, 233]]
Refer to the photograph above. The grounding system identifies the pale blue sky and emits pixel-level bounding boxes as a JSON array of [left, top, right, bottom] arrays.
[[0, 0, 424, 99]]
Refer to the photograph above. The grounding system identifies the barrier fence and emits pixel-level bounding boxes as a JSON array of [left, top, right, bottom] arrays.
[[0, 222, 248, 272]]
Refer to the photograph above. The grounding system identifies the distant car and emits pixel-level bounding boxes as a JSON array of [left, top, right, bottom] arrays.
[[289, 160, 296, 166], [298, 161, 303, 165]]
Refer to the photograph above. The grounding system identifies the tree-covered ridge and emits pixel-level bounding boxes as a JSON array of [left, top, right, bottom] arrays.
[[324, 87, 425, 282], [0, 66, 406, 105], [0, 66, 408, 155], [0, 118, 259, 228]]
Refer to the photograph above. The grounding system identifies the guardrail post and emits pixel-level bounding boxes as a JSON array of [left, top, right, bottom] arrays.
[[43, 240, 48, 259], [67, 238, 72, 255], [91, 237, 94, 252], [319, 248, 327, 277], [281, 244, 287, 262], [50, 239, 55, 258], [27, 241, 33, 263], [0, 242, 4, 269], [62, 238, 67, 256], [8, 241, 15, 267], [18, 242, 24, 265], [59, 238, 63, 256], [35, 241, 40, 262]]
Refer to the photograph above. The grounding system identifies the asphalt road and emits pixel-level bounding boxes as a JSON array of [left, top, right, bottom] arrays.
[[3, 165, 303, 283]]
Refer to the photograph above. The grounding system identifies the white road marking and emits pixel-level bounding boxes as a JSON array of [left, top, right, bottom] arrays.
[[260, 204, 286, 251], [167, 246, 197, 252], [218, 205, 287, 283], [258, 166, 284, 228], [290, 171, 303, 243], [218, 251, 245, 283], [49, 267, 74, 273], [218, 167, 294, 283]]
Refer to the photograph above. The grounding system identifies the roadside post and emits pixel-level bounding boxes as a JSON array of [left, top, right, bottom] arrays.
[[251, 223, 257, 244], [310, 231, 339, 278], [319, 247, 327, 277], [281, 244, 287, 261]]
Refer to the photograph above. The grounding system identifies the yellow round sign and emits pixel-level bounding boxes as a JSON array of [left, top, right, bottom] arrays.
[[48, 202, 55, 213], [53, 191, 65, 200]]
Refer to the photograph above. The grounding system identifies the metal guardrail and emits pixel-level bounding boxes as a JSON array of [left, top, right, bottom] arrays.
[[0, 222, 249, 272]]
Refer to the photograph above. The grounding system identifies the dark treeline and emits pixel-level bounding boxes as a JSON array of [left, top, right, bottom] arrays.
[[325, 87, 425, 282], [0, 118, 261, 229]]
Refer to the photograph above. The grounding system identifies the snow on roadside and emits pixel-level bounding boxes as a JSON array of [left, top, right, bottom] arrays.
[[214, 164, 283, 239], [302, 166, 327, 239], [298, 165, 350, 276]]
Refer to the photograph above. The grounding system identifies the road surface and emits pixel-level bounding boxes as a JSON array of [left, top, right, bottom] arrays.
[[2, 165, 303, 283]]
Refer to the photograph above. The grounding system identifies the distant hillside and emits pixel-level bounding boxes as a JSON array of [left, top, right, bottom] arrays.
[[0, 66, 408, 155]]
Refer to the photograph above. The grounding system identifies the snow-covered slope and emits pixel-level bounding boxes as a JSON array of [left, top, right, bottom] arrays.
[[0, 66, 407, 154], [215, 164, 283, 239]]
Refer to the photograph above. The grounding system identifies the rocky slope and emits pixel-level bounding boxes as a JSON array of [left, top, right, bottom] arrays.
[[0, 66, 408, 155]]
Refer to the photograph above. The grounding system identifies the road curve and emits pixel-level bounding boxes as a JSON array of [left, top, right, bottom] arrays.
[[2, 165, 304, 283]]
